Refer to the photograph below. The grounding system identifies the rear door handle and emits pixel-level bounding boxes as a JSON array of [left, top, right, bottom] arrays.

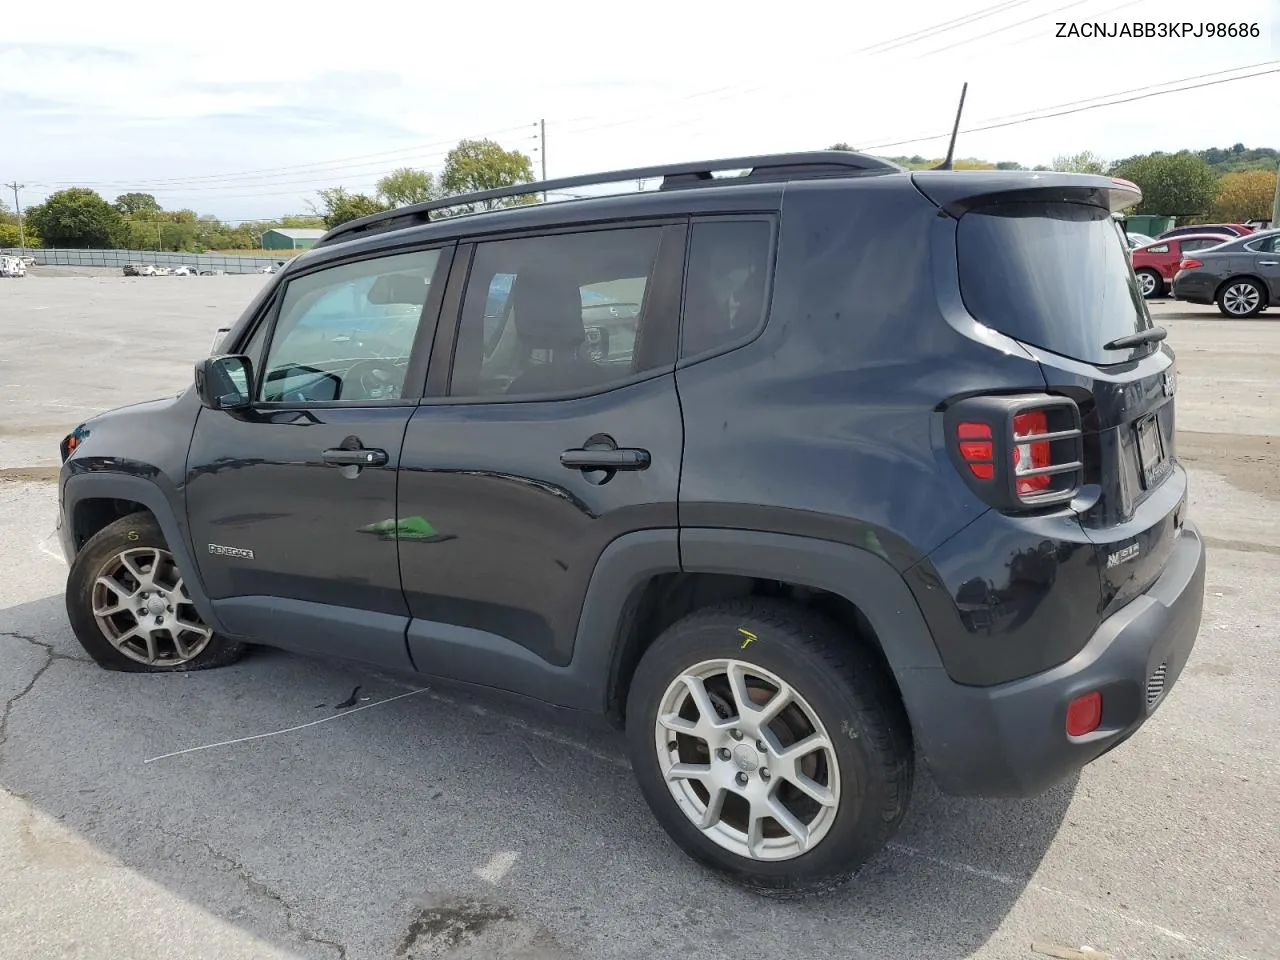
[[322, 447, 388, 467], [560, 448, 650, 471]]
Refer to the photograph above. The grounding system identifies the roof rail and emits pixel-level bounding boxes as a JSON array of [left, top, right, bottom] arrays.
[[316, 150, 902, 248]]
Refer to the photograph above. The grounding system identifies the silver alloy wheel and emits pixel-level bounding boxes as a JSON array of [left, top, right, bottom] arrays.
[[653, 658, 840, 862], [1138, 271, 1158, 297], [1222, 282, 1261, 315], [91, 547, 214, 666]]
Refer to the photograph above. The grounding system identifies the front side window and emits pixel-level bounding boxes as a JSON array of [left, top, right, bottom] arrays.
[[449, 227, 665, 400], [681, 219, 773, 358], [259, 249, 440, 403]]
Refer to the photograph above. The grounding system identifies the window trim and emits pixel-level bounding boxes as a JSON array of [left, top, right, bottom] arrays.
[[675, 213, 778, 369], [233, 241, 456, 410], [421, 218, 687, 406]]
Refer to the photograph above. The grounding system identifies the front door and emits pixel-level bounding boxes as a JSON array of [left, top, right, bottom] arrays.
[[185, 245, 451, 670], [397, 223, 688, 692]]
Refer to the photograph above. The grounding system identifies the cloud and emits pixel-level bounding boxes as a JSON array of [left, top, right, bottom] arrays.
[[0, 42, 135, 63]]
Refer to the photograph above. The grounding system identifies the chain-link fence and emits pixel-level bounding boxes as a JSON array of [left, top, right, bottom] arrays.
[[0, 248, 287, 274]]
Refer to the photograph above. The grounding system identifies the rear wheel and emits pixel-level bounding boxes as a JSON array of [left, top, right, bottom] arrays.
[[1136, 269, 1163, 300], [66, 513, 246, 672], [1217, 278, 1265, 318], [625, 600, 913, 896]]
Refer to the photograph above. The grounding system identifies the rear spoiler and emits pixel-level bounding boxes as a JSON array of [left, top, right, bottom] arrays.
[[911, 171, 1142, 218]]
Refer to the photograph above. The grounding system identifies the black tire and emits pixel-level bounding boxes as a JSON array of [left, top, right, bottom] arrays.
[[625, 599, 913, 897], [1136, 269, 1164, 300], [65, 513, 247, 672], [1216, 278, 1266, 318]]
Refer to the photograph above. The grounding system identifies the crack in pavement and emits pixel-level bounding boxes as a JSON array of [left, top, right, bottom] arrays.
[[156, 825, 349, 960], [0, 631, 86, 754]]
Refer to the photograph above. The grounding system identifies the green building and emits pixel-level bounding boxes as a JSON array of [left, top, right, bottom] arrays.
[[261, 228, 326, 251]]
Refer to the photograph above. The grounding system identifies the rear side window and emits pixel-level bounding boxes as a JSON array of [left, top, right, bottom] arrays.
[[957, 201, 1152, 365], [1144, 244, 1170, 254], [681, 219, 773, 359]]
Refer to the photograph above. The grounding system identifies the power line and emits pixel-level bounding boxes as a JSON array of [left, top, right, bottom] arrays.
[[860, 61, 1280, 151], [553, 0, 1049, 137], [35, 123, 537, 189]]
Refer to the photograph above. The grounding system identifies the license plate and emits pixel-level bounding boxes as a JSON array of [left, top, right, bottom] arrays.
[[1136, 414, 1168, 488]]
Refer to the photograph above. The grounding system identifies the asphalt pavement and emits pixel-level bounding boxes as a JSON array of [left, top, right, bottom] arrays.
[[1, 277, 1277, 959]]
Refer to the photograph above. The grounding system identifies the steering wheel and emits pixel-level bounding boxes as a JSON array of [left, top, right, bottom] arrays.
[[344, 359, 406, 400]]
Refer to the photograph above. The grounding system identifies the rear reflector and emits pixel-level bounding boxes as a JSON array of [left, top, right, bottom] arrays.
[[1179, 258, 1203, 270], [1066, 692, 1102, 737]]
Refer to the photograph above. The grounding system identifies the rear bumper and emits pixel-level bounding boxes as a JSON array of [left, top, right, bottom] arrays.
[[919, 521, 1206, 797], [1172, 272, 1216, 304]]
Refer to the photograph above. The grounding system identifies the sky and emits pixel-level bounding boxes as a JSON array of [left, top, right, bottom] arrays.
[[3, 0, 1278, 223]]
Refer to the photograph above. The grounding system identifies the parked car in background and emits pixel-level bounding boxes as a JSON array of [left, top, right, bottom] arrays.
[[1130, 234, 1231, 299], [0, 255, 27, 277], [1124, 232, 1155, 248], [153, 266, 171, 277], [1158, 223, 1253, 241], [1173, 228, 1280, 316], [171, 266, 196, 276]]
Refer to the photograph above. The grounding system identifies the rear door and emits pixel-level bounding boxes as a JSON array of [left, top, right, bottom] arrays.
[[396, 221, 687, 684], [949, 193, 1184, 615]]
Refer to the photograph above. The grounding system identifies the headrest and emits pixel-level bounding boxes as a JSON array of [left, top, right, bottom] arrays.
[[513, 273, 584, 349]]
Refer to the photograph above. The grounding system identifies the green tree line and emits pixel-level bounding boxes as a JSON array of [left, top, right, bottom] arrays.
[[7, 140, 1273, 251]]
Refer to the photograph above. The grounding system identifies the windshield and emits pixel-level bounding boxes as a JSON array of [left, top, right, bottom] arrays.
[[957, 201, 1153, 365]]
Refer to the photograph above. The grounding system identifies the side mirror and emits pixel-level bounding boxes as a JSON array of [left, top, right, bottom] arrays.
[[195, 355, 253, 411]]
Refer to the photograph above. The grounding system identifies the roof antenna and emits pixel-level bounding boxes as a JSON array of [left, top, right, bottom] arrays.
[[932, 82, 969, 171]]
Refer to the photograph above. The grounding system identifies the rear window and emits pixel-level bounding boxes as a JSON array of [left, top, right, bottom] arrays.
[[957, 201, 1153, 365]]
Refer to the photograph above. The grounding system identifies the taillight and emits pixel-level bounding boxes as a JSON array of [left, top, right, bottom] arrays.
[[1179, 258, 1202, 270], [945, 395, 1085, 510], [1012, 411, 1051, 495], [956, 422, 994, 479]]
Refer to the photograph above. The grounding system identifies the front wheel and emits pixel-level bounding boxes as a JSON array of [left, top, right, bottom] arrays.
[[625, 600, 913, 896], [65, 513, 247, 672], [1217, 278, 1265, 318]]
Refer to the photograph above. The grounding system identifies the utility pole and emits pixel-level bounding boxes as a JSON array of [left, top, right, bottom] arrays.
[[4, 182, 26, 256], [540, 118, 547, 202]]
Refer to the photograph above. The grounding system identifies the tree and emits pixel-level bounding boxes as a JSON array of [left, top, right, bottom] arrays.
[[114, 192, 161, 217], [828, 142, 854, 151], [25, 188, 125, 248], [377, 167, 439, 206], [314, 187, 390, 229], [1110, 152, 1219, 217], [1051, 151, 1108, 174], [1210, 169, 1278, 222], [0, 223, 39, 248], [440, 139, 536, 210]]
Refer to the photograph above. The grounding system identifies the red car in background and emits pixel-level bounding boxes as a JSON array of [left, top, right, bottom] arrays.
[[1156, 223, 1254, 241], [1131, 233, 1234, 298]]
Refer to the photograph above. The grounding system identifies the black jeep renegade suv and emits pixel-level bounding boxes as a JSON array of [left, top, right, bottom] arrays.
[[56, 152, 1206, 894]]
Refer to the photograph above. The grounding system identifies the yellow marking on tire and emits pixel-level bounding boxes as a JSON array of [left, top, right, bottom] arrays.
[[126, 530, 139, 541], [738, 628, 758, 649]]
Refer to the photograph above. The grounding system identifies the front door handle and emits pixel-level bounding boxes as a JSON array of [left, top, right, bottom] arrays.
[[1260, 260, 1278, 266], [560, 448, 650, 471], [322, 447, 388, 467]]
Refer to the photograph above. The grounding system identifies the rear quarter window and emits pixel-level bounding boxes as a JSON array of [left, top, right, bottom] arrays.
[[957, 201, 1153, 366]]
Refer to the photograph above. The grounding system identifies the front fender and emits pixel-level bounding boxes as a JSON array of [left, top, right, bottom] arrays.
[[61, 471, 225, 634]]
